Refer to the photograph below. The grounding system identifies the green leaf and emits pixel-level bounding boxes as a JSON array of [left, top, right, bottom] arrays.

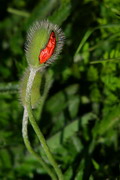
[[47, 118, 79, 150], [87, 66, 98, 81], [64, 167, 73, 180], [27, 0, 59, 26], [93, 105, 120, 137], [49, 0, 71, 25]]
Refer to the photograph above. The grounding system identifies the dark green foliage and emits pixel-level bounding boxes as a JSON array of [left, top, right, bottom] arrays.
[[0, 0, 120, 179]]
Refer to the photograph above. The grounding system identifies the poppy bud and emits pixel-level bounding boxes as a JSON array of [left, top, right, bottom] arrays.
[[19, 68, 42, 108], [25, 20, 65, 70]]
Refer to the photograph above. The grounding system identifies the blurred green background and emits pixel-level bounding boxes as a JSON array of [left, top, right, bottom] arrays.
[[0, 0, 120, 179]]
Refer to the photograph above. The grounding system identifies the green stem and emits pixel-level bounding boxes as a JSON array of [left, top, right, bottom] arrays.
[[36, 70, 53, 120], [90, 58, 120, 64], [22, 107, 57, 180], [25, 68, 64, 180]]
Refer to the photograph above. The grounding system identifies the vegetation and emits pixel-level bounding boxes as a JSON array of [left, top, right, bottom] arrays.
[[0, 0, 120, 179]]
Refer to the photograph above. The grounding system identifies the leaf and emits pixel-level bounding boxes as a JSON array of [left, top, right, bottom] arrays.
[[49, 0, 71, 25], [64, 167, 73, 180], [0, 149, 12, 169], [92, 159, 100, 170], [46, 91, 66, 115], [68, 95, 80, 119], [75, 159, 85, 180], [47, 118, 79, 150], [27, 0, 59, 27], [92, 105, 120, 137], [47, 112, 96, 150], [87, 66, 98, 81]]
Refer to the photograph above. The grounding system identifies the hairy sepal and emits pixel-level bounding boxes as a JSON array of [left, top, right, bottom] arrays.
[[19, 68, 42, 109]]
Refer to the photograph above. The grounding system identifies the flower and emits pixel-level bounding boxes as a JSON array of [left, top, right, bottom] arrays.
[[25, 20, 65, 70]]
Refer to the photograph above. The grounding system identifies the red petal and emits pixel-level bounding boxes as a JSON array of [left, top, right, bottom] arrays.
[[39, 31, 56, 64]]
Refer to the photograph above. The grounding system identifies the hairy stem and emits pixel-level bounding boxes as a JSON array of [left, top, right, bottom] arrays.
[[22, 107, 57, 180], [25, 68, 64, 180]]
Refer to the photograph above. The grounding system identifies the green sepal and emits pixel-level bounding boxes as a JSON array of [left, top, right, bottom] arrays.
[[26, 27, 50, 68], [19, 68, 42, 108]]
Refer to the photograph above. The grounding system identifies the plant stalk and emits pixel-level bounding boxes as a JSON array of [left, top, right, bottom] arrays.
[[25, 68, 64, 180], [22, 107, 57, 180]]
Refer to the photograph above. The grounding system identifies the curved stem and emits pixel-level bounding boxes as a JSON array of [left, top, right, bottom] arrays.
[[22, 107, 57, 180], [25, 68, 64, 180]]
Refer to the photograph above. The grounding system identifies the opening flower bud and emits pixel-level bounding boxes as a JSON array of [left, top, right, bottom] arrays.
[[25, 20, 65, 70]]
